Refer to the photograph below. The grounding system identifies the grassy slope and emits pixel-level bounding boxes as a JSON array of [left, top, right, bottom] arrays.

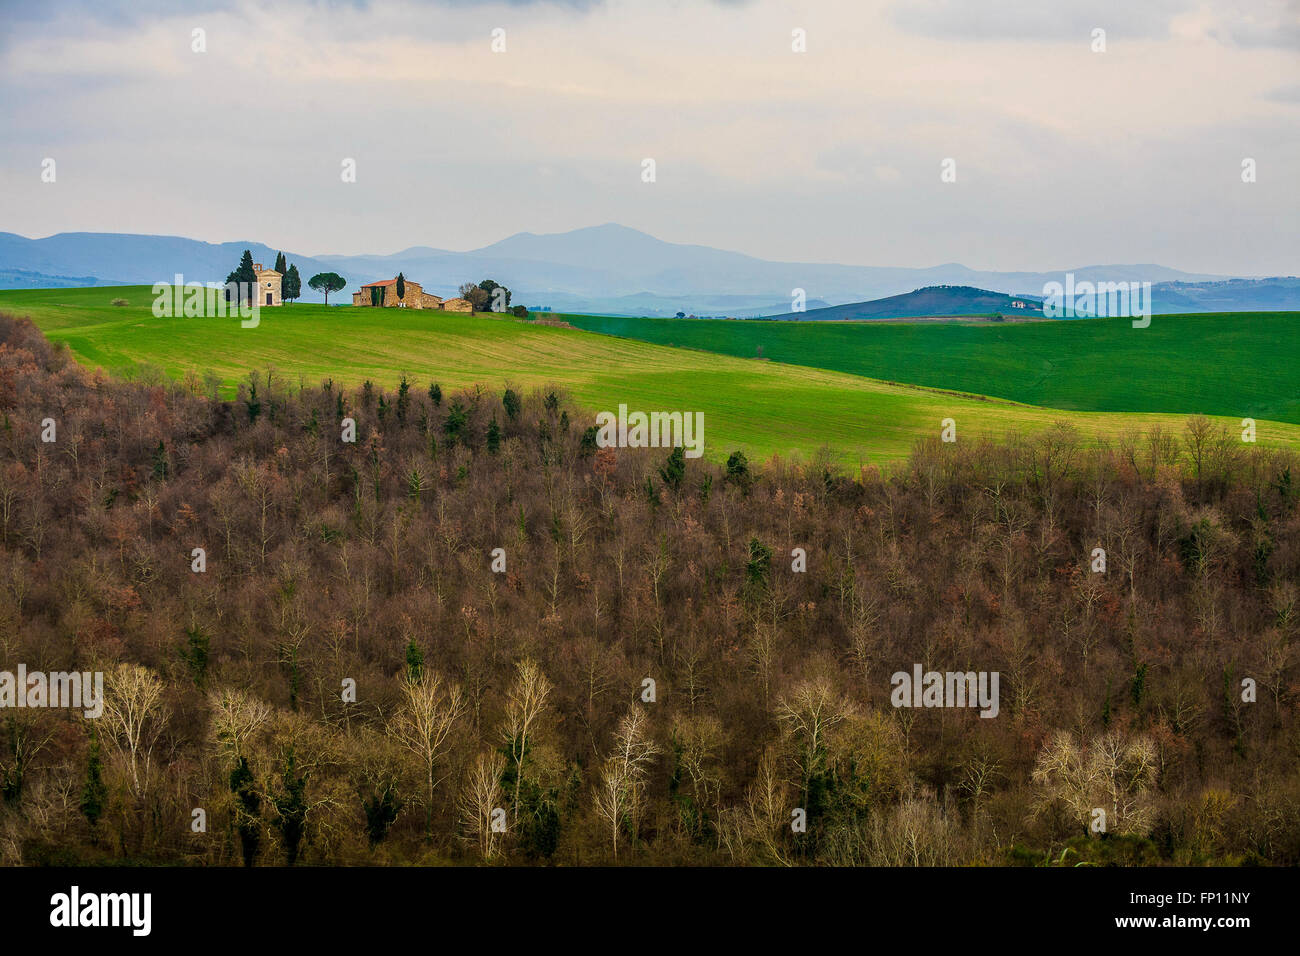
[[564, 312, 1300, 424], [4, 286, 1299, 465]]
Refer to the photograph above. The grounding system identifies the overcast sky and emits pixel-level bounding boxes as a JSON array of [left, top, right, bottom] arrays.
[[1, 0, 1297, 273]]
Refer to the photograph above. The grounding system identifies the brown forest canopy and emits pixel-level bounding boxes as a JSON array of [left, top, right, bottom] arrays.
[[0, 312, 1297, 866]]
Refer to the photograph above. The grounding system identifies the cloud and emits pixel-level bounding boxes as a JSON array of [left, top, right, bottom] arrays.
[[1199, 0, 1300, 49], [1265, 82, 1300, 102], [0, 0, 1295, 274], [889, 0, 1191, 42], [889, 0, 1300, 49]]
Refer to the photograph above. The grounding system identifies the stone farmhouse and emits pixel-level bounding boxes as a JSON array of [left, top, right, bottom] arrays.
[[253, 262, 282, 306], [353, 277, 446, 310]]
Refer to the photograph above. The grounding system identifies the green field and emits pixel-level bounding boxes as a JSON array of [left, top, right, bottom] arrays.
[[565, 311, 1300, 424], [3, 285, 1298, 465]]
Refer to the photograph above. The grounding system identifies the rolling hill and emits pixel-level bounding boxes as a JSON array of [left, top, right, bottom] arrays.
[[762, 286, 1044, 321], [564, 311, 1300, 425], [749, 280, 1300, 321], [2, 285, 1298, 466]]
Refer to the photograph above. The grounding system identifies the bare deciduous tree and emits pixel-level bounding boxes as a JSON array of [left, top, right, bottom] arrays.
[[208, 687, 272, 765], [776, 677, 853, 803], [738, 748, 794, 866], [869, 796, 956, 866], [593, 706, 659, 858], [500, 657, 551, 821], [670, 712, 724, 841], [1031, 731, 1159, 836], [100, 663, 169, 799], [389, 671, 466, 838], [0, 712, 56, 805], [459, 750, 505, 859]]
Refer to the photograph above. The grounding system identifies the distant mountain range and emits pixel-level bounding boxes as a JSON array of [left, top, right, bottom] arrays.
[[0, 224, 1295, 314]]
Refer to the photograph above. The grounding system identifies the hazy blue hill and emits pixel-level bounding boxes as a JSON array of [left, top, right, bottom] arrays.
[[544, 290, 832, 318], [758, 279, 1300, 320], [0, 232, 354, 298], [0, 268, 130, 289], [764, 285, 1044, 320], [6, 226, 1285, 312], [1150, 277, 1300, 312]]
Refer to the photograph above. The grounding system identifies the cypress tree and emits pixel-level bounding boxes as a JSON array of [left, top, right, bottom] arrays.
[[503, 388, 521, 421], [397, 375, 410, 424], [363, 782, 402, 848], [659, 445, 686, 492], [230, 756, 261, 867], [443, 401, 467, 446], [235, 249, 258, 305], [80, 735, 108, 833], [405, 640, 424, 682], [746, 537, 773, 589], [151, 440, 168, 480], [725, 450, 753, 494], [181, 624, 210, 687], [271, 748, 308, 866]]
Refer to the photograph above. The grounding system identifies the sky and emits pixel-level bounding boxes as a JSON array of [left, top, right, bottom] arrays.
[[0, 0, 1297, 274]]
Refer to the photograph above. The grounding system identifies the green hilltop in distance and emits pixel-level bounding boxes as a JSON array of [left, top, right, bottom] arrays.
[[740, 278, 1300, 322], [761, 285, 1046, 321], [1, 285, 1297, 465]]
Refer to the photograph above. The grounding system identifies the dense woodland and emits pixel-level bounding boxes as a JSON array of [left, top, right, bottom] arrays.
[[0, 311, 1297, 867]]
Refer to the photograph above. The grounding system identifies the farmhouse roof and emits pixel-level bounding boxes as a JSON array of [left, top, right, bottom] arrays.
[[361, 278, 402, 288]]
